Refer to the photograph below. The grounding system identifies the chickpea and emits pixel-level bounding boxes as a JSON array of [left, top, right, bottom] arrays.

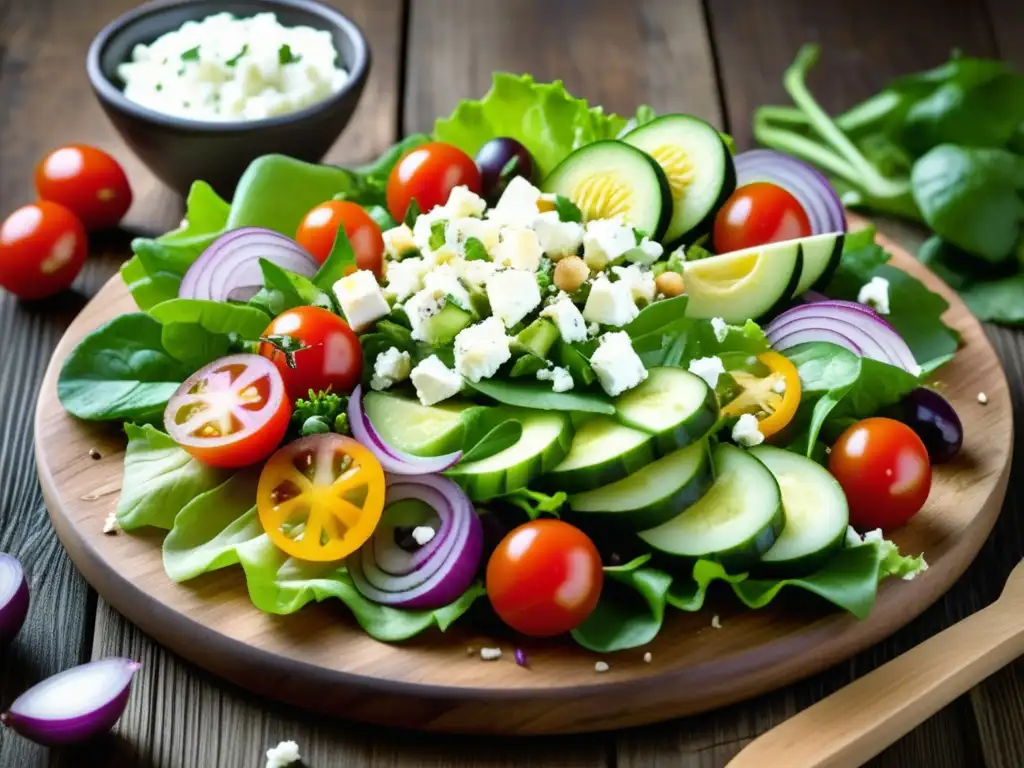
[[554, 256, 590, 293], [655, 271, 685, 298]]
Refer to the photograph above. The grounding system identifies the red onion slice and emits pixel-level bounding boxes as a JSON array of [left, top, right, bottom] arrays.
[[348, 474, 482, 610], [735, 149, 846, 234], [1, 658, 140, 745], [179, 227, 318, 303], [0, 554, 28, 642], [348, 385, 462, 474]]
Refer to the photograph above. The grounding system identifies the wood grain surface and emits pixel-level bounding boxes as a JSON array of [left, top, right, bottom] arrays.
[[3, 0, 1024, 765]]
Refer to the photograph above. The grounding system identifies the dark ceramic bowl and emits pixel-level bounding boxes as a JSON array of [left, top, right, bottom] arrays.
[[86, 0, 370, 198]]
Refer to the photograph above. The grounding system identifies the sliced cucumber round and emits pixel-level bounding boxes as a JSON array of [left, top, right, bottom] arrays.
[[748, 445, 849, 576], [622, 114, 736, 246], [682, 240, 803, 323], [793, 232, 846, 296], [614, 367, 719, 456], [363, 392, 473, 457], [638, 443, 784, 571], [542, 141, 671, 239], [539, 415, 655, 493], [569, 439, 713, 531], [445, 411, 573, 500]]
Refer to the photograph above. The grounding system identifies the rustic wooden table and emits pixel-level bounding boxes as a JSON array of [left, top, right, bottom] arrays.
[[2, 0, 1023, 765]]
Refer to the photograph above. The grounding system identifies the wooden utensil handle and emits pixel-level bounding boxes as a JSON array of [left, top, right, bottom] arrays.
[[727, 601, 1024, 768]]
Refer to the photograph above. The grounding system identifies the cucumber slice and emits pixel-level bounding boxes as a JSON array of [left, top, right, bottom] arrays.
[[542, 141, 671, 239], [793, 232, 845, 296], [682, 239, 802, 323], [363, 392, 473, 457], [748, 445, 849, 576], [539, 415, 655, 493], [568, 439, 713, 530], [421, 301, 473, 345], [638, 443, 784, 571], [515, 318, 560, 360], [445, 411, 573, 500], [614, 367, 719, 455], [622, 114, 736, 246]]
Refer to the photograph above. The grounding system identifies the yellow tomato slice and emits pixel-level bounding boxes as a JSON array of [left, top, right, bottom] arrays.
[[257, 434, 386, 562], [721, 351, 801, 439]]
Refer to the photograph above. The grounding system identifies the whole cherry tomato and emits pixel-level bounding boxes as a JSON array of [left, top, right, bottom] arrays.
[[713, 182, 811, 254], [486, 519, 604, 637], [386, 142, 482, 222], [295, 200, 384, 278], [35, 145, 132, 231], [258, 306, 363, 399], [0, 201, 88, 300], [829, 416, 932, 531]]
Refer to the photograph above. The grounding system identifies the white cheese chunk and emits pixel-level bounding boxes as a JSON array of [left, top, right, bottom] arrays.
[[857, 276, 891, 315], [455, 257, 498, 288], [449, 216, 502, 254], [710, 316, 728, 343], [422, 264, 471, 310], [537, 365, 574, 392], [582, 217, 638, 271], [485, 269, 542, 328], [611, 264, 656, 304], [411, 207, 448, 253], [687, 356, 725, 389], [381, 224, 417, 261], [454, 317, 513, 383], [333, 269, 389, 332], [443, 185, 487, 218], [383, 256, 428, 301], [627, 238, 664, 265], [405, 288, 445, 342], [487, 176, 544, 227], [370, 347, 412, 392], [583, 275, 639, 327], [411, 525, 436, 545], [590, 331, 648, 397], [410, 355, 463, 406], [532, 211, 583, 260], [731, 413, 765, 447], [265, 740, 301, 768], [493, 227, 543, 272], [540, 291, 588, 343]]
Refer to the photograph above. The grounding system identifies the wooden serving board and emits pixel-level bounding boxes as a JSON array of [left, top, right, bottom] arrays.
[[34, 231, 1012, 735]]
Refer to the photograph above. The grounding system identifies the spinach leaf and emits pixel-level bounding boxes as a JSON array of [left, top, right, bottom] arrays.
[[118, 424, 229, 531], [917, 236, 1024, 325], [554, 195, 583, 223], [57, 314, 192, 421], [313, 227, 356, 289], [496, 488, 566, 520], [460, 419, 523, 463], [509, 355, 547, 378], [961, 275, 1024, 326], [259, 259, 333, 312], [467, 378, 615, 414], [161, 322, 231, 369], [558, 342, 596, 386], [571, 555, 673, 652], [120, 256, 181, 312], [148, 298, 271, 342], [624, 295, 688, 338], [159, 180, 230, 248], [364, 205, 398, 232]]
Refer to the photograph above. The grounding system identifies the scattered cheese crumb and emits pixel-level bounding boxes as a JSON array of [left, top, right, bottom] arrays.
[[688, 356, 725, 389], [594, 661, 610, 673], [711, 615, 722, 629], [265, 740, 301, 768], [978, 391, 989, 405], [857, 276, 890, 315], [710, 316, 728, 343], [731, 413, 765, 447], [480, 647, 503, 661], [102, 510, 119, 535], [643, 652, 652, 663], [411, 525, 435, 546]]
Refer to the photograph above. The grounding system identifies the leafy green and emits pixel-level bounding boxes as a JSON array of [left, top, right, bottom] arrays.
[[117, 424, 228, 531], [161, 322, 231, 369], [467, 378, 615, 414], [57, 314, 192, 422], [463, 237, 489, 262], [314, 228, 357, 290], [553, 194, 583, 223], [509, 355, 547, 378], [277, 44, 301, 65], [148, 298, 270, 342], [433, 73, 631, 177], [180, 46, 200, 62], [961, 275, 1024, 325], [428, 221, 447, 251], [497, 487, 566, 520], [624, 296, 689, 338], [258, 259, 333, 312], [571, 555, 672, 652], [557, 342, 596, 386]]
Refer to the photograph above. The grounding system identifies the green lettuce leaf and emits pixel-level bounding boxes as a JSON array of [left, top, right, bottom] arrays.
[[433, 73, 630, 177]]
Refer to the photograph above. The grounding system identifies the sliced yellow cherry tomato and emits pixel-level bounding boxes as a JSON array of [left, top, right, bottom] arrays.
[[721, 350, 801, 439], [257, 434, 386, 562]]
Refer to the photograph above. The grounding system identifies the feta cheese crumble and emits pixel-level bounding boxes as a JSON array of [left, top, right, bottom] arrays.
[[710, 316, 728, 343], [117, 12, 350, 122], [493, 227, 543, 272], [731, 413, 764, 447], [486, 269, 541, 328], [411, 525, 436, 546], [410, 355, 463, 406], [978, 391, 989, 405], [265, 740, 301, 768], [382, 224, 417, 261], [643, 652, 652, 663], [582, 217, 638, 271], [532, 211, 583, 260], [611, 264, 656, 304], [537, 365, 574, 392], [583, 276, 639, 327], [687, 356, 725, 389], [370, 347, 411, 391], [454, 317, 512, 383], [487, 176, 544, 227], [857, 276, 891, 315], [480, 647, 503, 661], [333, 269, 389, 332], [383, 256, 427, 302], [711, 615, 722, 629], [591, 331, 648, 397], [594, 661, 610, 673], [540, 292, 588, 343]]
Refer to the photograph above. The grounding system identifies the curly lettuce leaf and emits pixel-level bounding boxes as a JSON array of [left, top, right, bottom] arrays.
[[433, 73, 632, 176]]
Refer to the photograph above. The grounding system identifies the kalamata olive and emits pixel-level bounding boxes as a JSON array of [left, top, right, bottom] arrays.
[[474, 138, 535, 204], [885, 387, 963, 463]]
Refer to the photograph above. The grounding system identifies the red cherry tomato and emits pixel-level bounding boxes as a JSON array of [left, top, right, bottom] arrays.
[[386, 142, 482, 222], [0, 201, 88, 300], [712, 182, 812, 253], [295, 201, 384, 278], [34, 145, 132, 231], [486, 519, 604, 637], [829, 417, 932, 531], [164, 353, 291, 468], [258, 306, 363, 399]]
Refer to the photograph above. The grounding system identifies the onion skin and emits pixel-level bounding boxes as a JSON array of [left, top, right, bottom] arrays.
[[0, 554, 29, 643], [1, 658, 140, 745]]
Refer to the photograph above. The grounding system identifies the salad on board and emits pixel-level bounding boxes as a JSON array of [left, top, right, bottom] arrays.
[[55, 74, 966, 655]]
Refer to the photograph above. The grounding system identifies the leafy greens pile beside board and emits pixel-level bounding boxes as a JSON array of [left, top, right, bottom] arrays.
[[755, 44, 1024, 325], [57, 73, 959, 653]]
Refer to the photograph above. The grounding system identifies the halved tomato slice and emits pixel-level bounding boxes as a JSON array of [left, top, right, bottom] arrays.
[[257, 434, 386, 562], [164, 353, 291, 468], [720, 350, 801, 439]]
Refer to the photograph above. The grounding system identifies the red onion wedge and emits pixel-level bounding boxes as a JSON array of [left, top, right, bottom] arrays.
[[179, 227, 318, 303], [766, 299, 920, 374], [348, 385, 462, 474], [735, 149, 846, 234], [0, 554, 28, 642], [1, 658, 140, 745], [348, 473, 483, 610]]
